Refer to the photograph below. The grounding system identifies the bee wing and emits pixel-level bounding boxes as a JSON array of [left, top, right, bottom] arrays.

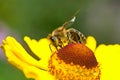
[[62, 10, 80, 29], [70, 16, 76, 23], [62, 16, 76, 28]]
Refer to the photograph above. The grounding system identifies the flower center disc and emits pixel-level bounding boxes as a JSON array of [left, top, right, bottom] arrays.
[[57, 43, 98, 68], [49, 43, 100, 80]]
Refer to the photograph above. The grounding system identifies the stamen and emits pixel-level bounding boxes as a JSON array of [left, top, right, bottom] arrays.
[[48, 43, 100, 80]]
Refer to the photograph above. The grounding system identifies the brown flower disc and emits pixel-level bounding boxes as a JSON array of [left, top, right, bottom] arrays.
[[57, 43, 98, 68]]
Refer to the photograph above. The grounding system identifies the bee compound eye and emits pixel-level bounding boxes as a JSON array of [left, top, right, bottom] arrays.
[[50, 36, 57, 42]]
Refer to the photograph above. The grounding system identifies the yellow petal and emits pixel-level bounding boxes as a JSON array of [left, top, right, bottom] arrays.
[[24, 36, 51, 59], [95, 44, 120, 80], [5, 49, 54, 80], [23, 65, 54, 80], [24, 36, 55, 69], [1, 36, 55, 80], [3, 36, 46, 69], [86, 36, 97, 52]]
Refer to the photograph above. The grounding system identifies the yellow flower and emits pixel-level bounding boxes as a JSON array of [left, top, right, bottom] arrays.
[[1, 36, 120, 80]]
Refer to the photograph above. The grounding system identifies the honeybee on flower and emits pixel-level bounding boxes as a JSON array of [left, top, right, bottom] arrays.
[[48, 13, 86, 50]]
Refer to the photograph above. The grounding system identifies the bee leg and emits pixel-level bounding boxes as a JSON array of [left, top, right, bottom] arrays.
[[49, 43, 58, 52], [49, 43, 53, 52]]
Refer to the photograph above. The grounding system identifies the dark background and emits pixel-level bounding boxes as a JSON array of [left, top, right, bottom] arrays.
[[0, 0, 120, 80]]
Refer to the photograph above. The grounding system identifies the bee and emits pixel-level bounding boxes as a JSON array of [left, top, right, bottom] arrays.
[[47, 15, 86, 51], [66, 28, 86, 44]]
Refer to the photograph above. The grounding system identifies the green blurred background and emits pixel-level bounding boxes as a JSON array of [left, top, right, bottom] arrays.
[[0, 0, 120, 80]]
